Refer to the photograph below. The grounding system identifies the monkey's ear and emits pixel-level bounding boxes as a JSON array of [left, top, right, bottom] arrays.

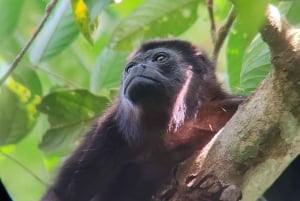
[[194, 96, 245, 132]]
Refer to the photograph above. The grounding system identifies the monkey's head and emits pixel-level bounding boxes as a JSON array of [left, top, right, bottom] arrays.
[[121, 40, 220, 115]]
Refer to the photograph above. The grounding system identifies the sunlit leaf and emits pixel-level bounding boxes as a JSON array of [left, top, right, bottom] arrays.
[[110, 0, 200, 50], [38, 89, 109, 153], [71, 0, 95, 44], [214, 0, 231, 20], [227, 0, 270, 92], [234, 0, 270, 36], [226, 20, 256, 92], [240, 35, 271, 94], [0, 79, 40, 145]]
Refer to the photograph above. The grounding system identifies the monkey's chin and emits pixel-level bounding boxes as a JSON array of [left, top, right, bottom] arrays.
[[125, 76, 164, 104]]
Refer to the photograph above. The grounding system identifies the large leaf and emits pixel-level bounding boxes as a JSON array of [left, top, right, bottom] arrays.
[[0, 79, 40, 145], [234, 0, 270, 36], [240, 35, 271, 94], [214, 0, 231, 20], [38, 89, 109, 153], [0, 0, 23, 40], [227, 0, 270, 92], [90, 47, 128, 93], [110, 0, 200, 51], [30, 0, 79, 64], [30, 0, 111, 64], [226, 20, 256, 92]]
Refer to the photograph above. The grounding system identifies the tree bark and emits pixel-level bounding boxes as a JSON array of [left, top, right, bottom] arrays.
[[153, 5, 300, 201]]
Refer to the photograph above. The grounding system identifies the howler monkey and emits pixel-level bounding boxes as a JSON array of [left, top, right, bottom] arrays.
[[41, 40, 244, 201]]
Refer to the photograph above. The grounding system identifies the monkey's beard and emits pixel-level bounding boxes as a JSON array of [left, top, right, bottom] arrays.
[[116, 97, 142, 145]]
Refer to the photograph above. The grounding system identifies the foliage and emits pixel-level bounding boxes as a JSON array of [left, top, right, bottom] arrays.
[[0, 0, 299, 200]]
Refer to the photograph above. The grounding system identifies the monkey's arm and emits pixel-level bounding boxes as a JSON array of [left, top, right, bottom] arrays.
[[42, 116, 131, 201]]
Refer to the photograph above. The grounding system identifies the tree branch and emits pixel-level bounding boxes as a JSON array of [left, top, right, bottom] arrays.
[[206, 0, 217, 44], [212, 6, 236, 61], [0, 0, 58, 86]]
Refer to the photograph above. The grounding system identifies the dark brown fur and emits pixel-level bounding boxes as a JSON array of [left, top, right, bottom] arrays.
[[41, 40, 243, 201]]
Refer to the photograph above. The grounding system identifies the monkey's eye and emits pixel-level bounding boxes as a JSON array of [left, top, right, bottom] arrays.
[[153, 53, 168, 63], [125, 63, 135, 73]]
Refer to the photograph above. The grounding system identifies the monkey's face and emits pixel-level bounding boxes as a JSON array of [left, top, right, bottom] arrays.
[[121, 39, 217, 116], [122, 47, 187, 107]]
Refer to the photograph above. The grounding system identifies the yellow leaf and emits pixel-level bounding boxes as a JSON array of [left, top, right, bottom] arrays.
[[71, 0, 95, 44]]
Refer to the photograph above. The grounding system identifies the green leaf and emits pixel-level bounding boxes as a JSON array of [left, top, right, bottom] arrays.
[[108, 0, 143, 17], [30, 0, 79, 64], [12, 66, 42, 96], [240, 35, 271, 94], [90, 47, 128, 94], [38, 89, 109, 153], [0, 79, 40, 145], [85, 0, 112, 20], [226, 20, 256, 92], [40, 123, 91, 154], [234, 0, 270, 36], [286, 0, 300, 24], [227, 0, 270, 92], [0, 0, 24, 40], [0, 60, 41, 96], [110, 0, 200, 51], [214, 0, 231, 20]]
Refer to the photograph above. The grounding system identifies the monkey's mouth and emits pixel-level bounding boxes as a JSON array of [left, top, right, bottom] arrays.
[[125, 75, 161, 93], [124, 75, 163, 103]]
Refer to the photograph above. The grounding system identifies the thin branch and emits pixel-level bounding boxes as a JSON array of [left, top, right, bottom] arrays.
[[212, 6, 236, 61], [206, 0, 217, 43], [0, 0, 58, 86], [0, 150, 48, 187]]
